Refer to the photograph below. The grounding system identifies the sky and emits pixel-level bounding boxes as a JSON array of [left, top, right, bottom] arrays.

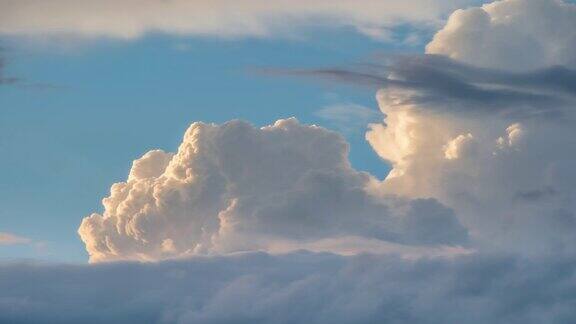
[[2, 0, 576, 323]]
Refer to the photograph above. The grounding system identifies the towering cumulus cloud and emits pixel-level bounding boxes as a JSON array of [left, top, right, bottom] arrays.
[[427, 0, 576, 70], [3, 0, 576, 322], [368, 0, 576, 255], [79, 118, 467, 262]]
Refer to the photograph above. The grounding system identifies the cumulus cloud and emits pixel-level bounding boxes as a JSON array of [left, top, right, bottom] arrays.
[[79, 118, 467, 263], [367, 110, 576, 255], [75, 0, 576, 263], [0, 0, 475, 41], [2, 251, 576, 324], [427, 0, 576, 70], [364, 0, 576, 255]]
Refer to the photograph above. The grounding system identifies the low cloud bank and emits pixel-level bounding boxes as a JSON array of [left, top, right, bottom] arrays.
[[2, 251, 576, 324]]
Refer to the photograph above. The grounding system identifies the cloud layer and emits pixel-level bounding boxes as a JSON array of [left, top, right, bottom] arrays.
[[2, 251, 576, 324], [0, 0, 474, 41]]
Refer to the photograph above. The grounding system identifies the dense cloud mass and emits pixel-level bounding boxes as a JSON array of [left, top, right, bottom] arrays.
[[426, 0, 576, 70], [0, 0, 474, 41], [366, 0, 576, 255], [79, 118, 467, 262], [368, 88, 576, 255], [2, 251, 576, 324]]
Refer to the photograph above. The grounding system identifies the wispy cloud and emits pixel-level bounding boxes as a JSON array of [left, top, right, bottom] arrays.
[[0, 0, 475, 41], [0, 232, 31, 246], [264, 54, 576, 120]]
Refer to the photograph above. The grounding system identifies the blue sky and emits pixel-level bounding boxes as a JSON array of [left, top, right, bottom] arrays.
[[0, 28, 426, 262]]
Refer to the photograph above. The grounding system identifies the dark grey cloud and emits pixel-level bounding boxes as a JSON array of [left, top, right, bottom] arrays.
[[1, 251, 576, 324], [264, 54, 576, 120], [514, 186, 559, 202]]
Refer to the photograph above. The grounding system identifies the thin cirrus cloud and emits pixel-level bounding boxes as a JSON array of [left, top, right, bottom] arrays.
[[0, 232, 31, 246], [0, 0, 477, 41]]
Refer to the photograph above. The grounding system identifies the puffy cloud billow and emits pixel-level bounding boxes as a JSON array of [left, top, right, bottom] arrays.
[[426, 0, 576, 70], [79, 118, 467, 262], [274, 0, 576, 256], [365, 0, 576, 256]]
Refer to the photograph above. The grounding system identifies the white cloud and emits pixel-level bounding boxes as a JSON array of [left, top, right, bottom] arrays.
[[443, 133, 475, 160], [0, 232, 31, 245], [368, 86, 576, 255], [0, 0, 474, 41], [426, 0, 576, 70], [367, 0, 576, 255], [496, 123, 524, 150], [79, 118, 467, 263]]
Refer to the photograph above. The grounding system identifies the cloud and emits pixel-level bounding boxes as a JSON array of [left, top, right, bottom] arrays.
[[259, 0, 576, 119], [1, 251, 576, 323], [364, 0, 576, 256], [270, 54, 576, 120], [79, 118, 468, 263], [4, 0, 576, 322], [367, 87, 576, 255], [427, 0, 576, 70], [0, 232, 31, 246], [74, 0, 576, 263], [0, 0, 475, 41]]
